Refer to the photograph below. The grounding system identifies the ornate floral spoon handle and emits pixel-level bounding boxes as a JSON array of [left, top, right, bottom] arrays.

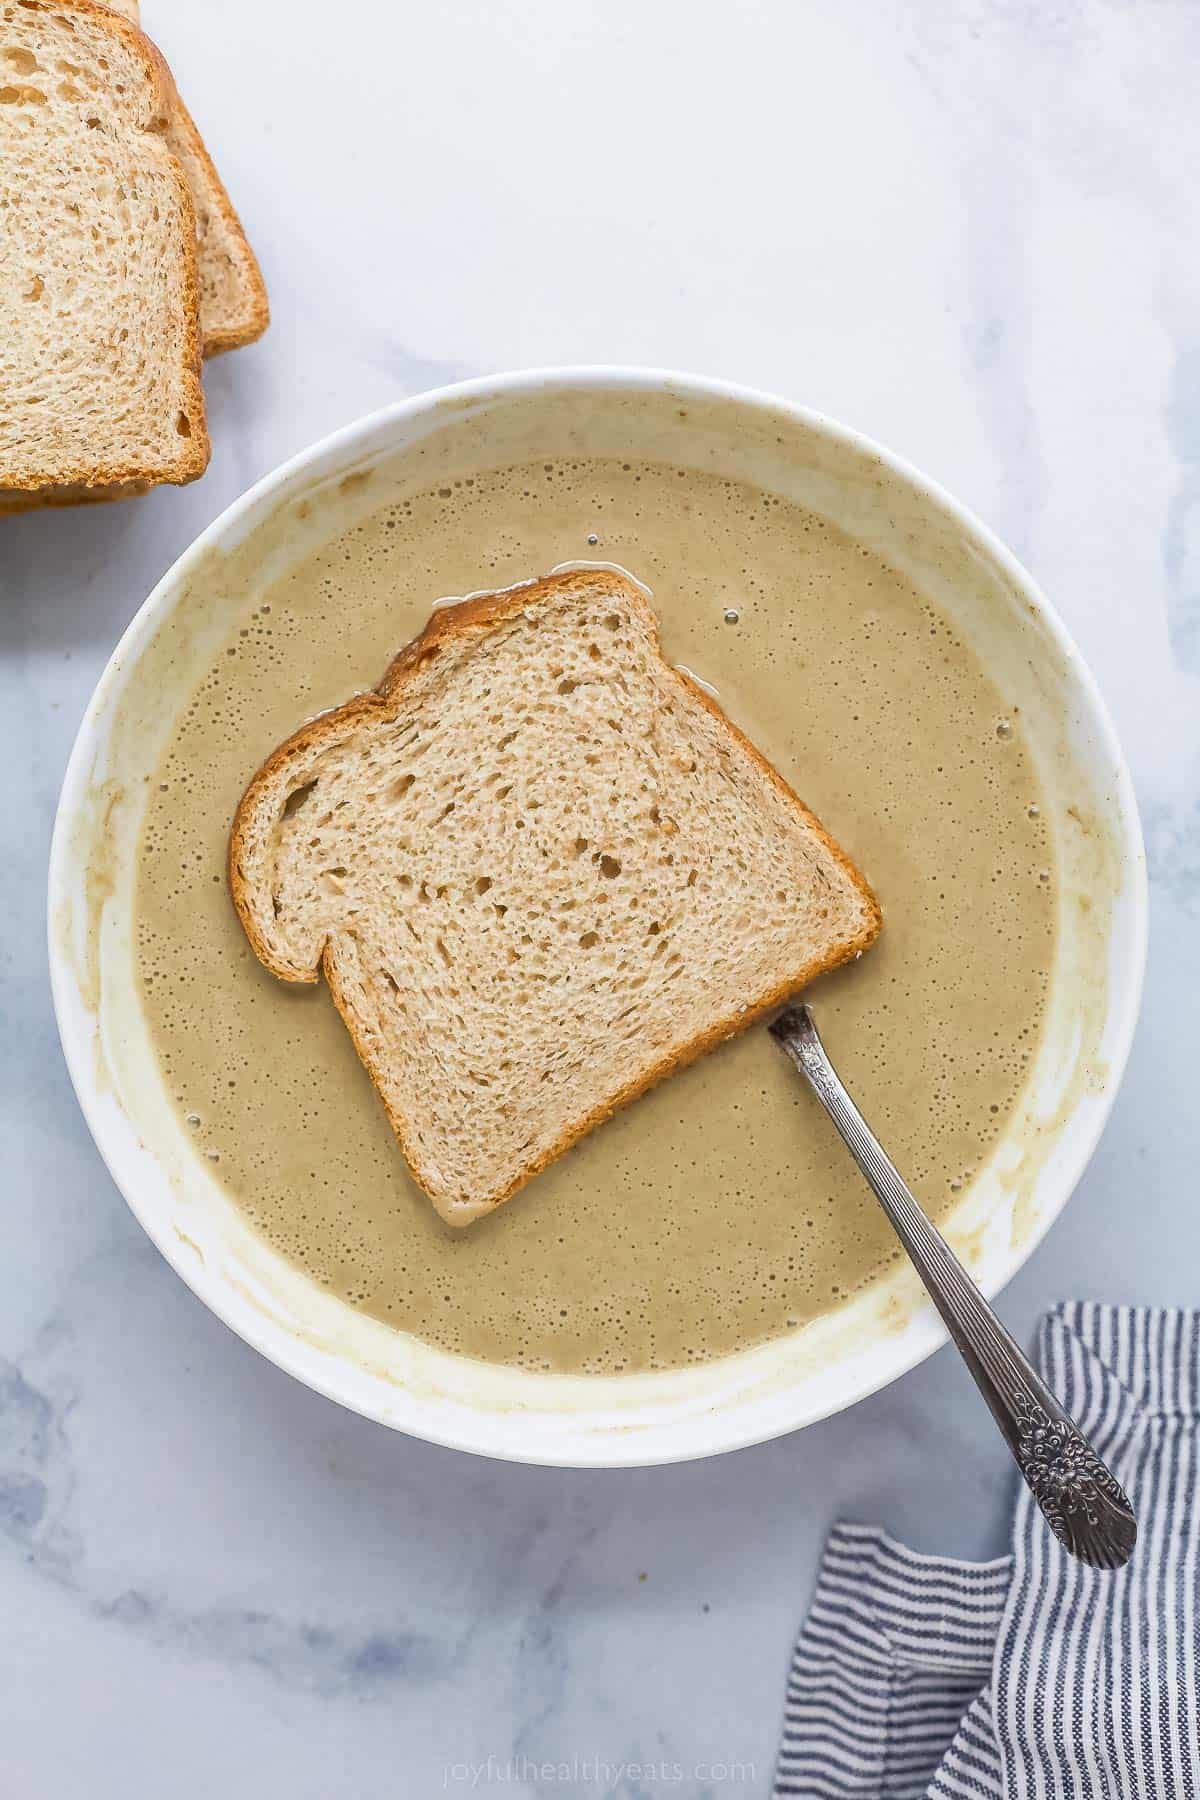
[[769, 1005, 1136, 1570]]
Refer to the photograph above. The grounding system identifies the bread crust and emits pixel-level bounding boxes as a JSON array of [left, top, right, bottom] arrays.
[[0, 479, 154, 513], [0, 0, 209, 497], [165, 93, 270, 356], [97, 0, 268, 354], [230, 571, 882, 1223]]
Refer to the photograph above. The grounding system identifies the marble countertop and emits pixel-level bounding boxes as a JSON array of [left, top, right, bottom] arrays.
[[3, 2, 1198, 1794]]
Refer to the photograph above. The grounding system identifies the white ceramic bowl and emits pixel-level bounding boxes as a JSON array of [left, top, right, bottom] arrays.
[[48, 368, 1146, 1466]]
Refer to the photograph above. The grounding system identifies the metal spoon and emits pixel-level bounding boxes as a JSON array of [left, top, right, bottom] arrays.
[[769, 1004, 1136, 1571]]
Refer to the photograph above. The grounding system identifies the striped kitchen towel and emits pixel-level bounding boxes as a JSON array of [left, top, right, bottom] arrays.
[[774, 1304, 1200, 1798]]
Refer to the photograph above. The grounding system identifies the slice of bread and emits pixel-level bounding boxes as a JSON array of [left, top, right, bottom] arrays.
[[161, 91, 270, 355], [230, 570, 882, 1226], [0, 0, 209, 500], [104, 0, 268, 355]]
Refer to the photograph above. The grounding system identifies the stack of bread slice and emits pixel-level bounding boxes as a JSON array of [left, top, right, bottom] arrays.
[[0, 0, 268, 513]]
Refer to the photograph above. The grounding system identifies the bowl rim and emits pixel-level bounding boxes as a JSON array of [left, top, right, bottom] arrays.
[[47, 364, 1149, 1465]]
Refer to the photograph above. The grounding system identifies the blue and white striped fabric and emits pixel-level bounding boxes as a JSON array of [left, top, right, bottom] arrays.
[[774, 1304, 1200, 1798]]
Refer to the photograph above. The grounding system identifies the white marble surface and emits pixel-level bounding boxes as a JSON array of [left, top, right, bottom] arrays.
[[3, 2, 1199, 1794]]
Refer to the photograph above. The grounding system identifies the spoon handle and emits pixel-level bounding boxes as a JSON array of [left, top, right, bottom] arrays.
[[769, 1005, 1136, 1571]]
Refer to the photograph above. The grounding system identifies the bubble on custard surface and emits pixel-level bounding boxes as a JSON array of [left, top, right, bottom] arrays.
[[996, 718, 1014, 740]]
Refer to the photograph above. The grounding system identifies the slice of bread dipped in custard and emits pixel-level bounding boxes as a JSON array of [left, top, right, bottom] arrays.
[[230, 569, 881, 1226]]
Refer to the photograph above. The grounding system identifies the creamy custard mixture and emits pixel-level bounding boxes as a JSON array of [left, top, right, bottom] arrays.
[[134, 458, 1055, 1374]]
